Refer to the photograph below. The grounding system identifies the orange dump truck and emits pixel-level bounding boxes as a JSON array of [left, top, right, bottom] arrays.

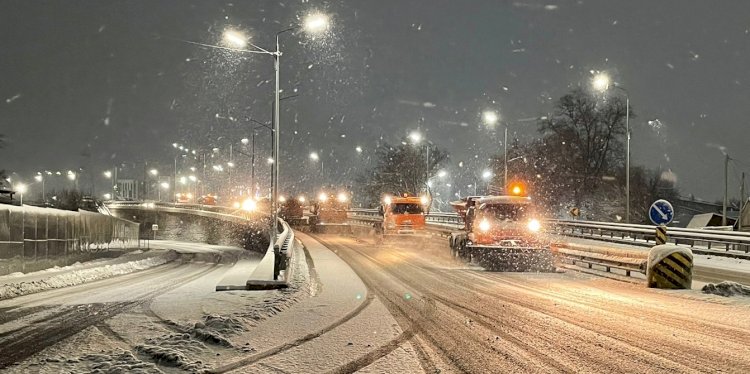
[[380, 194, 431, 236]]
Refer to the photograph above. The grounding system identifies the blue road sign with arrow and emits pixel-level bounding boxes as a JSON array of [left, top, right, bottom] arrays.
[[649, 199, 674, 225]]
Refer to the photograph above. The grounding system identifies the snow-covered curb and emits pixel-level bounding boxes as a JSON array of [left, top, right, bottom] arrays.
[[0, 251, 179, 301]]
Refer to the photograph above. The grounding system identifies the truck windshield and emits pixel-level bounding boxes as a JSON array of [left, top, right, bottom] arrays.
[[391, 203, 423, 214], [481, 204, 528, 221]]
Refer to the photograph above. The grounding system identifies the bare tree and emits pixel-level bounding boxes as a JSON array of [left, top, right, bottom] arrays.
[[536, 88, 631, 205], [357, 139, 448, 205]]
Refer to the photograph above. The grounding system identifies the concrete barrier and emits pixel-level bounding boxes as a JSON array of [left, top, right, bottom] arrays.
[[0, 205, 140, 275], [647, 244, 693, 289]]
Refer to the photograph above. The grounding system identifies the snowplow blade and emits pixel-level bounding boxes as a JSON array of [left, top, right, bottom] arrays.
[[379, 231, 432, 245], [466, 245, 556, 272]]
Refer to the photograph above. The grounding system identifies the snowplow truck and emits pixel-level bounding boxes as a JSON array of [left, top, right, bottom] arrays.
[[310, 190, 350, 225], [379, 194, 430, 237], [448, 193, 554, 271]]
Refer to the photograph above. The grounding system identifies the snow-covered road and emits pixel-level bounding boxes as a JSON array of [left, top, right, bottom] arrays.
[[315, 233, 750, 373], [3, 233, 750, 373], [0, 241, 261, 371]]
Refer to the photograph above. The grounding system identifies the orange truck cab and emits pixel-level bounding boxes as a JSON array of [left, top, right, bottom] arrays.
[[381, 194, 430, 235], [199, 194, 217, 205], [176, 192, 193, 204]]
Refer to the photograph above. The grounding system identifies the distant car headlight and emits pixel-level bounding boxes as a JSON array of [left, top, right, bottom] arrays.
[[241, 198, 257, 212], [318, 192, 328, 202], [478, 219, 491, 232], [527, 219, 541, 232], [420, 195, 429, 205], [337, 192, 348, 203]]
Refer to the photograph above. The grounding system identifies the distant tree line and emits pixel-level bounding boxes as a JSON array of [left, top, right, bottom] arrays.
[[357, 89, 677, 223], [494, 88, 677, 223], [355, 139, 448, 207]]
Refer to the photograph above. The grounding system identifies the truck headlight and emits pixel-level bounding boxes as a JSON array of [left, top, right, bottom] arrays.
[[478, 219, 491, 232], [527, 219, 541, 232]]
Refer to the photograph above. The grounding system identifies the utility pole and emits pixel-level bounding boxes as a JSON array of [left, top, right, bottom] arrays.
[[740, 172, 746, 231], [723, 154, 729, 226], [251, 132, 256, 198], [228, 143, 233, 197], [503, 126, 508, 191], [173, 157, 178, 203]]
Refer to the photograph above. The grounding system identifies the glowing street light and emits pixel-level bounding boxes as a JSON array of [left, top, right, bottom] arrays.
[[438, 170, 448, 178], [482, 170, 493, 180], [303, 13, 330, 33], [103, 170, 112, 178], [149, 168, 158, 176], [309, 152, 320, 161], [222, 29, 248, 49], [592, 72, 631, 223], [67, 171, 76, 181], [482, 110, 499, 126], [592, 73, 611, 92], [355, 146, 363, 154], [408, 131, 422, 144], [103, 193, 112, 200], [241, 138, 250, 145]]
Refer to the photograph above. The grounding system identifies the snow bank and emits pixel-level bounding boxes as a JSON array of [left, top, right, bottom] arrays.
[[701, 281, 750, 297], [0, 251, 178, 300], [44, 350, 162, 373]]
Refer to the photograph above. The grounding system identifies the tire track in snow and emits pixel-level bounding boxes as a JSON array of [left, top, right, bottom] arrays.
[[0, 263, 220, 368], [321, 235, 571, 373]]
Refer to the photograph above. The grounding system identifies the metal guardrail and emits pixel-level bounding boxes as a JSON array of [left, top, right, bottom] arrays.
[[547, 219, 750, 258]]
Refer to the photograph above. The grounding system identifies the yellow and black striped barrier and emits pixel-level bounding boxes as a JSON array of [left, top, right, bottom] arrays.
[[655, 225, 668, 245], [647, 244, 693, 289]]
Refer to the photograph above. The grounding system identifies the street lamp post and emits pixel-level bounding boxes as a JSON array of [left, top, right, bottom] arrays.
[[482, 110, 510, 189], [593, 73, 630, 223], [219, 15, 329, 249], [16, 183, 27, 206], [34, 174, 44, 204]]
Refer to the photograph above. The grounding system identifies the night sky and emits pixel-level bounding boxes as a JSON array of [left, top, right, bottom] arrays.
[[2, 0, 750, 200]]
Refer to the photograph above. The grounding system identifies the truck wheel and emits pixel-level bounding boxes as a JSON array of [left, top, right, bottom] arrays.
[[457, 240, 468, 260]]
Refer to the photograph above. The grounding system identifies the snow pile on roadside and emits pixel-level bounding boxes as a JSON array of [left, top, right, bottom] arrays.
[[701, 281, 750, 297], [43, 350, 162, 373], [191, 315, 247, 347], [135, 335, 208, 372], [0, 251, 178, 300]]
